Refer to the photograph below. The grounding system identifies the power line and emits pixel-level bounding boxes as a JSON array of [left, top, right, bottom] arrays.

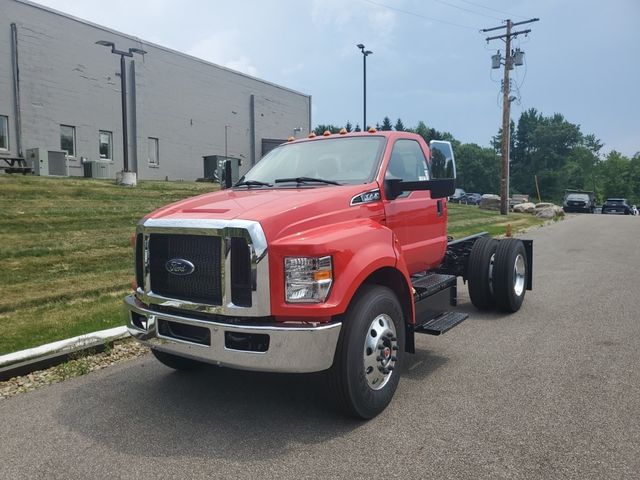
[[361, 0, 479, 30], [458, 0, 528, 20], [430, 0, 503, 21]]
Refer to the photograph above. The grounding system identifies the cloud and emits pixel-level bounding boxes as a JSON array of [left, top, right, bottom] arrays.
[[282, 62, 305, 76], [187, 31, 259, 76], [311, 0, 397, 41]]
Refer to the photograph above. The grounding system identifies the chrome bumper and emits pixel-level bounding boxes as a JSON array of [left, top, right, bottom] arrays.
[[124, 295, 341, 373]]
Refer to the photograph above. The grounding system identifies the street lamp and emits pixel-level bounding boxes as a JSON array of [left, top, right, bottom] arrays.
[[357, 44, 373, 129], [95, 40, 147, 185]]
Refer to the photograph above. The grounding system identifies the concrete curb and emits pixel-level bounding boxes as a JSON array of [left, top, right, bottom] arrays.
[[0, 326, 129, 381]]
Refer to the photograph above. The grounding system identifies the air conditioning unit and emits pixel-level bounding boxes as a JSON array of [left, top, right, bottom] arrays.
[[26, 148, 69, 176], [83, 160, 112, 179]]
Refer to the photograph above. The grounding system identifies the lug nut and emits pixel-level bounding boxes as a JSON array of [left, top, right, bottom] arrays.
[[387, 366, 394, 371], [391, 356, 397, 362], [386, 332, 393, 338], [376, 356, 382, 361], [392, 345, 398, 351]]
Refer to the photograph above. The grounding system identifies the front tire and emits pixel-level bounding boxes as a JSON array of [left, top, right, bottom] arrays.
[[328, 285, 405, 419], [151, 348, 205, 371]]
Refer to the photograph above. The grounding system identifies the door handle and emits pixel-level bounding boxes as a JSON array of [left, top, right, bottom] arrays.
[[437, 200, 443, 217]]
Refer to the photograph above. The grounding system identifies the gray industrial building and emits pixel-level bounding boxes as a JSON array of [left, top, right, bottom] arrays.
[[0, 0, 311, 180]]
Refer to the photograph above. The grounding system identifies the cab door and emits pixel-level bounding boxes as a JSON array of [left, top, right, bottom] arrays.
[[382, 139, 447, 273]]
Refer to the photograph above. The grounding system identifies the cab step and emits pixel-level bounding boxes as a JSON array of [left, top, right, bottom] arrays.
[[412, 273, 457, 301], [414, 311, 469, 336]]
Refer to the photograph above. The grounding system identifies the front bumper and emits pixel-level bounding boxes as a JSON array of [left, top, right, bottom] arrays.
[[124, 295, 341, 373]]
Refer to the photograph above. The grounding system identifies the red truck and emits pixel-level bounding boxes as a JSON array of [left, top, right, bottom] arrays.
[[125, 129, 532, 418]]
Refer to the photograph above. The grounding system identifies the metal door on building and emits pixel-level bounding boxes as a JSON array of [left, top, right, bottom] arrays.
[[261, 139, 287, 158]]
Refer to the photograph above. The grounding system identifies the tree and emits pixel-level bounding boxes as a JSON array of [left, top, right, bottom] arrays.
[[455, 143, 500, 194], [313, 124, 341, 135], [381, 116, 393, 131], [394, 118, 405, 131], [598, 151, 631, 200], [345, 121, 353, 133], [354, 124, 362, 132]]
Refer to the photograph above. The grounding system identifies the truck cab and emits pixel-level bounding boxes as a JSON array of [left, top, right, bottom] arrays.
[[125, 130, 532, 418]]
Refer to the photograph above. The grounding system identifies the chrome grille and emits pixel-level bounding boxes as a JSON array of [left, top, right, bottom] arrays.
[[149, 233, 222, 305]]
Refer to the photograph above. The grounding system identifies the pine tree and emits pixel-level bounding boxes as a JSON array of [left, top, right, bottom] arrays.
[[345, 121, 353, 133], [394, 118, 405, 131], [354, 124, 361, 132], [381, 116, 393, 131]]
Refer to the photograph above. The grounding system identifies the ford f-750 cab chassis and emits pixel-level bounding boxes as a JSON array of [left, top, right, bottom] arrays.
[[125, 129, 533, 418]]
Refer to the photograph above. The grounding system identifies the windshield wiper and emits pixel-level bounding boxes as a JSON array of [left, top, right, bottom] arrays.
[[274, 176, 341, 186], [234, 180, 273, 188]]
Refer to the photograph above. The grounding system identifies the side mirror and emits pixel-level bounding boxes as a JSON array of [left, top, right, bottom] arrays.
[[429, 140, 456, 180]]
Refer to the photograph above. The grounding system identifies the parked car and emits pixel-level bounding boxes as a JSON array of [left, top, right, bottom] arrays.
[[461, 193, 482, 205], [449, 188, 466, 203], [563, 191, 595, 213], [601, 198, 632, 215]]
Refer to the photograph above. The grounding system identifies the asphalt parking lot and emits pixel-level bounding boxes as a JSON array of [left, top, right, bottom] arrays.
[[1, 214, 639, 479]]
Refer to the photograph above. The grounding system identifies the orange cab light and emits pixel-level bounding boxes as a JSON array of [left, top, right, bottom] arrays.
[[314, 270, 332, 281], [130, 234, 136, 247], [323, 130, 331, 136], [368, 127, 377, 133], [288, 136, 295, 141], [308, 132, 317, 138], [131, 278, 137, 291], [339, 128, 347, 135]]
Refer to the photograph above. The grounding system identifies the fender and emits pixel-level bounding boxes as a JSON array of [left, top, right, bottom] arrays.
[[269, 218, 412, 320]]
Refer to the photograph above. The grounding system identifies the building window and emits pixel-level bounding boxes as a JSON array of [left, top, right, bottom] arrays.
[[0, 115, 8, 151], [60, 125, 75, 157], [148, 137, 159, 166], [99, 130, 112, 160]]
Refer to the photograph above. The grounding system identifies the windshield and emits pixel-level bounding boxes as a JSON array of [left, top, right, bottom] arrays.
[[605, 199, 624, 204], [566, 194, 589, 201], [240, 136, 386, 186]]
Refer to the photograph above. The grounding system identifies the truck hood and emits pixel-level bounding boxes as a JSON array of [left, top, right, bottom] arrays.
[[146, 184, 381, 240]]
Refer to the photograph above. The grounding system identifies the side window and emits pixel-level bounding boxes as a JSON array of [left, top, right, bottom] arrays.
[[0, 115, 9, 151], [386, 140, 429, 196]]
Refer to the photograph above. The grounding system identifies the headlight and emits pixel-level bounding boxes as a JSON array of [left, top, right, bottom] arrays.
[[285, 256, 332, 303]]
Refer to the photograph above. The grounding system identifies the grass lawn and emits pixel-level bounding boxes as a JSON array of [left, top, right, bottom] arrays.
[[0, 176, 546, 355]]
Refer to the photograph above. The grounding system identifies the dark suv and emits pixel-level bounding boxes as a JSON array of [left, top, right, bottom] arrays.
[[563, 192, 595, 213], [601, 198, 632, 215]]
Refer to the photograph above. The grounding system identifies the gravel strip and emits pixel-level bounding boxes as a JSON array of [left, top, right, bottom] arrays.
[[0, 339, 148, 400]]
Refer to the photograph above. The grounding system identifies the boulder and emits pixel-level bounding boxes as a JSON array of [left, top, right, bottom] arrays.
[[535, 204, 565, 219], [479, 194, 501, 211], [513, 202, 536, 213], [534, 202, 554, 210]]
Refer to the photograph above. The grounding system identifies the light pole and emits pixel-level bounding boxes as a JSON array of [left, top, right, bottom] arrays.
[[96, 40, 146, 185], [357, 44, 372, 129]]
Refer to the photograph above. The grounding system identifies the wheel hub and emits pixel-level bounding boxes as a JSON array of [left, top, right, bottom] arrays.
[[363, 314, 398, 390], [513, 253, 526, 296]]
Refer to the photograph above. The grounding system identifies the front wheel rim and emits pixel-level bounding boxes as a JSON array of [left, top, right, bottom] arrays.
[[363, 314, 398, 390]]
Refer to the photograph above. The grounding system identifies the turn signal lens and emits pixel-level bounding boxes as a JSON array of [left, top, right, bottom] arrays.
[[323, 130, 331, 136], [368, 127, 377, 133]]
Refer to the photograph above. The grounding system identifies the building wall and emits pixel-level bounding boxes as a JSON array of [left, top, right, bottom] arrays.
[[0, 0, 311, 180]]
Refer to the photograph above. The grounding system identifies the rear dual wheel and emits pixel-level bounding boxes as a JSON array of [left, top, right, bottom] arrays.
[[468, 237, 527, 313]]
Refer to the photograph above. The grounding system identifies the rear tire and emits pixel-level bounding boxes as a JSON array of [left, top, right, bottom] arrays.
[[467, 237, 498, 310], [328, 285, 405, 419], [492, 239, 528, 312], [151, 348, 205, 371]]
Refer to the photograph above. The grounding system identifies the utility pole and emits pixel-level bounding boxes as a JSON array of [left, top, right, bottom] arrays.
[[483, 18, 539, 215]]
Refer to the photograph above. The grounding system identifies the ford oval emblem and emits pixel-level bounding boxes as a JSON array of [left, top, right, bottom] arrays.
[[165, 258, 195, 276]]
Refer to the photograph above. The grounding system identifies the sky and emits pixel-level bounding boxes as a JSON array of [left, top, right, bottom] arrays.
[[33, 0, 640, 157]]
